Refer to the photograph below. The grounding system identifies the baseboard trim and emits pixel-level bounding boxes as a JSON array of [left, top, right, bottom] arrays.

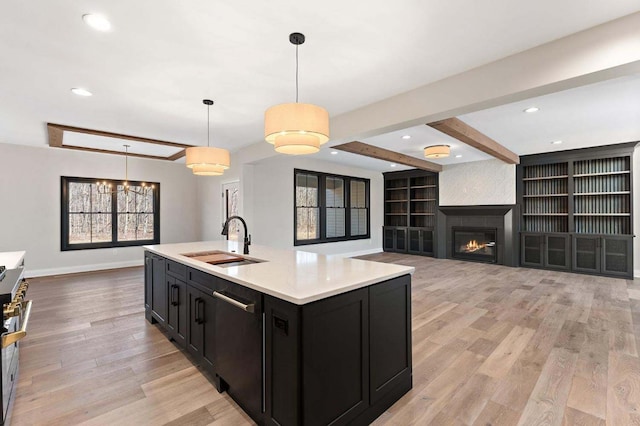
[[634, 269, 640, 278], [27, 259, 144, 278]]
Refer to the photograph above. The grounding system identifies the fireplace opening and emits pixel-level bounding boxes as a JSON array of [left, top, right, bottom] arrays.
[[452, 227, 497, 263]]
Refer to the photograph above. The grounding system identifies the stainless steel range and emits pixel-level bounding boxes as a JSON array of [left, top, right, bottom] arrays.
[[0, 265, 32, 426]]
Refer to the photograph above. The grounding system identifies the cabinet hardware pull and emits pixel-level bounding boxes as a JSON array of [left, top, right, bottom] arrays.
[[194, 297, 202, 324], [2, 300, 33, 348], [171, 285, 179, 306], [213, 291, 255, 313]]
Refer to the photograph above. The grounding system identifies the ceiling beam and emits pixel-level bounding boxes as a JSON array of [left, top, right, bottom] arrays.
[[47, 123, 191, 161], [427, 118, 519, 164], [332, 141, 442, 172]]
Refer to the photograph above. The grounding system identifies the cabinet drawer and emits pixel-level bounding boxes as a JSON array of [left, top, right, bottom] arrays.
[[187, 267, 221, 292], [166, 259, 187, 279]]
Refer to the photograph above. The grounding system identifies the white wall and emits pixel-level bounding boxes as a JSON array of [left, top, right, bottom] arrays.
[[439, 159, 516, 205], [0, 143, 200, 276], [197, 151, 383, 257]]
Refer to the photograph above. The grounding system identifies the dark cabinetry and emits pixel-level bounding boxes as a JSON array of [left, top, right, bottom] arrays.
[[408, 227, 434, 256], [145, 252, 412, 425], [383, 169, 438, 256], [264, 274, 412, 426], [521, 233, 570, 270], [145, 252, 166, 324], [517, 143, 636, 278], [572, 235, 633, 277], [166, 259, 187, 346], [383, 226, 407, 252], [186, 285, 216, 371]]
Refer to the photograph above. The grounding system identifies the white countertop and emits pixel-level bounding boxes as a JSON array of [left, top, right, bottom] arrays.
[[144, 241, 414, 305], [0, 251, 25, 270]]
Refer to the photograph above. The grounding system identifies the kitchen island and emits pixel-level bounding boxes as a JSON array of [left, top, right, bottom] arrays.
[[144, 241, 414, 426]]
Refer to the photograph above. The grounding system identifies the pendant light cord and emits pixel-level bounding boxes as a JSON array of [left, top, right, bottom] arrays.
[[295, 44, 299, 103], [207, 104, 210, 147]]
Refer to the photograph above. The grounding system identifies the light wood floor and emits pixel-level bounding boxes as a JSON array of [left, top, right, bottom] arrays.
[[12, 254, 640, 425]]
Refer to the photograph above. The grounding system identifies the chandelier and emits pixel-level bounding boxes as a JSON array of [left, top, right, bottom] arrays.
[[186, 99, 230, 176], [96, 145, 154, 195], [264, 32, 329, 155]]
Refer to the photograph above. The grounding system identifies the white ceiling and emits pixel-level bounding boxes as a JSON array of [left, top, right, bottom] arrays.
[[1, 0, 639, 164]]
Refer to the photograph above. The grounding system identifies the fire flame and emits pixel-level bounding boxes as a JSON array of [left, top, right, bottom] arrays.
[[464, 240, 485, 252]]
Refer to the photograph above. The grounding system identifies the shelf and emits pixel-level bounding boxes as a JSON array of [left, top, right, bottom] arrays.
[[523, 213, 569, 216], [523, 194, 569, 198], [410, 213, 435, 216], [522, 175, 568, 181], [574, 171, 630, 177], [385, 213, 407, 216], [385, 200, 408, 203], [574, 213, 630, 216], [410, 198, 437, 201], [410, 185, 437, 189], [386, 187, 407, 191], [574, 191, 630, 196]]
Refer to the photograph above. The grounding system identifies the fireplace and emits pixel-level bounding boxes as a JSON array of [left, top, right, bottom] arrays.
[[452, 227, 497, 263]]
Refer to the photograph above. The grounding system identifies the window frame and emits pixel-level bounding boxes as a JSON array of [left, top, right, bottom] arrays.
[[293, 169, 370, 246], [61, 176, 160, 251]]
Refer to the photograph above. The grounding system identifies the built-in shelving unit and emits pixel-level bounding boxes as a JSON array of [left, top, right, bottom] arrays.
[[383, 169, 438, 256], [517, 142, 636, 278]]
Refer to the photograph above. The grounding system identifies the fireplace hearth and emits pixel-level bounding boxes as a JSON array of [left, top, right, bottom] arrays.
[[436, 205, 518, 266], [452, 227, 497, 263]]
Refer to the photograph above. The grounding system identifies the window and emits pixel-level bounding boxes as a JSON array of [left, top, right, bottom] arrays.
[[61, 176, 160, 250], [294, 169, 370, 245]]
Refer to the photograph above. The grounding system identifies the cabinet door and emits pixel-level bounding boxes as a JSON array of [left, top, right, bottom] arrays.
[[167, 277, 187, 347], [151, 255, 167, 324], [521, 233, 544, 267], [383, 227, 395, 251], [572, 235, 600, 273], [200, 292, 216, 372], [420, 229, 434, 256], [370, 275, 411, 405], [602, 236, 633, 277], [408, 228, 434, 256], [302, 288, 369, 426], [144, 254, 153, 321], [395, 228, 407, 253], [407, 228, 421, 254], [187, 286, 204, 361], [544, 234, 570, 271]]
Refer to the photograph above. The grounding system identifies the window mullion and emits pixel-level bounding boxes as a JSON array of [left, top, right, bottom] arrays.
[[111, 182, 118, 244]]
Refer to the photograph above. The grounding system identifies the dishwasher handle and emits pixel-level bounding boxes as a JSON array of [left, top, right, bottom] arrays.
[[213, 291, 255, 313]]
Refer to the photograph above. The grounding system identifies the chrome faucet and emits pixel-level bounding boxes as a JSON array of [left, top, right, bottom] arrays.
[[221, 215, 251, 255]]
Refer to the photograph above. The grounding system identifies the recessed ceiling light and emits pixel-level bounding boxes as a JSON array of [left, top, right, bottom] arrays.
[[82, 14, 111, 32], [330, 151, 338, 155], [455, 154, 462, 158], [523, 107, 539, 113], [71, 88, 92, 97], [390, 163, 396, 167], [551, 140, 563, 145], [402, 135, 411, 140]]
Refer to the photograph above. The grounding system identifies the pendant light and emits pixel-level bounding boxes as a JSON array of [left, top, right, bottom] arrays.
[[424, 145, 450, 159], [186, 99, 230, 175], [264, 32, 329, 155], [96, 145, 154, 195]]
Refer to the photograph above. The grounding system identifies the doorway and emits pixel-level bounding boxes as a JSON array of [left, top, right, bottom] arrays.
[[222, 181, 240, 241]]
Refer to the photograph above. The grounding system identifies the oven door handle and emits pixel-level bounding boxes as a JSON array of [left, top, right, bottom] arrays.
[[2, 299, 33, 348]]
